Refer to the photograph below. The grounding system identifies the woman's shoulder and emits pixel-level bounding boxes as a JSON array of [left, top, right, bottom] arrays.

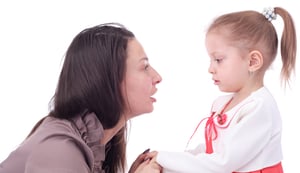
[[25, 136, 92, 173], [0, 117, 94, 173], [24, 115, 98, 172], [27, 116, 92, 159]]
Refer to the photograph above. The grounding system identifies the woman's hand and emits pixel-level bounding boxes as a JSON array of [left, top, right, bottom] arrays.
[[128, 149, 161, 173]]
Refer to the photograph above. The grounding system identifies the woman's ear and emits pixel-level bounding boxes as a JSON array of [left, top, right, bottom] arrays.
[[248, 50, 263, 72]]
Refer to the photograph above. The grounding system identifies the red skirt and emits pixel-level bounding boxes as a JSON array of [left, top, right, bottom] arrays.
[[233, 162, 283, 173]]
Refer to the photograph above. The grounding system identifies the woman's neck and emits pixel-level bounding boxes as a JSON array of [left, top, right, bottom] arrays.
[[100, 116, 126, 145]]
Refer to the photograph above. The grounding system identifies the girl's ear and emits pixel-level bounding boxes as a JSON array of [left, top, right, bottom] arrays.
[[248, 50, 263, 72]]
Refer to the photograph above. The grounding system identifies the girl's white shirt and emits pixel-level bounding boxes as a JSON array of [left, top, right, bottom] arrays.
[[156, 87, 283, 173]]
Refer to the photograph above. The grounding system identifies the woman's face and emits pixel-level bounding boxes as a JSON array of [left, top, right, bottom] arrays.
[[122, 39, 162, 119]]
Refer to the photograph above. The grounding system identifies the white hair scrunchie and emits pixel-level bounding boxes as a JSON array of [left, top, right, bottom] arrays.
[[262, 7, 277, 21]]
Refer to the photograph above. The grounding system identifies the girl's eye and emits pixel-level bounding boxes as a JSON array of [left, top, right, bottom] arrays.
[[214, 58, 223, 63]]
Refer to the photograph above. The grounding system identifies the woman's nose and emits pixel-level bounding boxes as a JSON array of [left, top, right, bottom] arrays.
[[153, 69, 162, 84]]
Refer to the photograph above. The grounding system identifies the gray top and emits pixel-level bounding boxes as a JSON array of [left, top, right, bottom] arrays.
[[0, 112, 106, 173]]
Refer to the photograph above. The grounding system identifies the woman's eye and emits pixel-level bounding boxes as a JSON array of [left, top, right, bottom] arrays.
[[143, 61, 150, 70], [145, 64, 150, 70]]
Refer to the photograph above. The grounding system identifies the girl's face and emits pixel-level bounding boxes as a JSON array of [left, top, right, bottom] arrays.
[[205, 31, 250, 93], [121, 39, 162, 119]]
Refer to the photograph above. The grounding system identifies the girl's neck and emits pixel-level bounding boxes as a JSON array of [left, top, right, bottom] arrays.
[[226, 85, 264, 112]]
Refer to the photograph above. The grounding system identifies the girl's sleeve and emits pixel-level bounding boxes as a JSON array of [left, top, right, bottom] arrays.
[[157, 98, 275, 173], [185, 143, 206, 155]]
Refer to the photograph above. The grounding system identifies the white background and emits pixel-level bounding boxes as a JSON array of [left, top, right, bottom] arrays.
[[0, 0, 299, 172]]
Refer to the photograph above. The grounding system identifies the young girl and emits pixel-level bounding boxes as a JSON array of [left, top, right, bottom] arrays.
[[152, 7, 296, 173]]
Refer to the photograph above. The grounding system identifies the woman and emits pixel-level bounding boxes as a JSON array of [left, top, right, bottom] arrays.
[[0, 23, 162, 173]]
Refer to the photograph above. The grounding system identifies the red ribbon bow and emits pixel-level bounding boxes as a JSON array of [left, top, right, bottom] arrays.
[[186, 97, 233, 154]]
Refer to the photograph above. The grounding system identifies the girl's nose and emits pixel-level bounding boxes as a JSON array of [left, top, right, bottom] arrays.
[[208, 63, 215, 74]]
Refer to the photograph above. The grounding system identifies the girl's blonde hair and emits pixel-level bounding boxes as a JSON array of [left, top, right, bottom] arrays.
[[207, 7, 297, 87]]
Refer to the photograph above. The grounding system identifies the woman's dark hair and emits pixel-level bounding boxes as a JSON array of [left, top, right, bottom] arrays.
[[52, 23, 134, 127], [30, 23, 135, 173]]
